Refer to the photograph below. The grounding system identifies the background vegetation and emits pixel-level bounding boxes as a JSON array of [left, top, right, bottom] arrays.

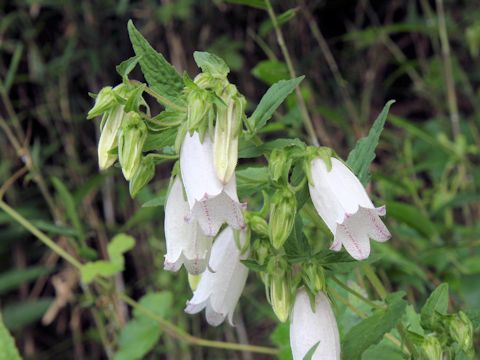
[[0, 0, 479, 359]]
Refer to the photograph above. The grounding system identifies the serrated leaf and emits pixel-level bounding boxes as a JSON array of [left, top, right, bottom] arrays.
[[252, 60, 289, 85], [420, 283, 449, 329], [247, 76, 304, 132], [127, 20, 184, 108], [193, 51, 229, 78], [116, 55, 141, 78], [346, 100, 395, 185], [342, 292, 407, 360], [0, 313, 22, 360]]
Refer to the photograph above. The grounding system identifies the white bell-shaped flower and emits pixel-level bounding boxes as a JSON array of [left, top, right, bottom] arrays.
[[185, 227, 248, 326], [290, 288, 340, 360], [308, 157, 391, 260], [164, 177, 213, 275], [180, 131, 245, 236]]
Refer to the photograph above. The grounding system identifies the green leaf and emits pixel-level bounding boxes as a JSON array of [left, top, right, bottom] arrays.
[[270, 323, 293, 360], [116, 55, 141, 78], [247, 76, 304, 132], [3, 298, 53, 331], [143, 128, 177, 152], [0, 266, 52, 296], [239, 138, 305, 158], [0, 313, 22, 360], [252, 60, 289, 85], [241, 259, 267, 272], [342, 292, 407, 360], [259, 9, 298, 37], [236, 166, 269, 198], [115, 292, 172, 360], [386, 201, 438, 239], [361, 338, 407, 360], [1, 43, 23, 95], [193, 51, 229, 78], [303, 342, 320, 360], [80, 234, 135, 284], [224, 0, 266, 9], [51, 177, 85, 242], [420, 283, 449, 329], [142, 194, 166, 208], [127, 20, 184, 107], [346, 100, 395, 185]]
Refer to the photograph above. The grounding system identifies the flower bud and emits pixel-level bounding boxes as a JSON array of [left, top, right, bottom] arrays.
[[186, 88, 211, 131], [97, 104, 127, 169], [247, 213, 269, 237], [302, 263, 325, 294], [420, 334, 443, 360], [129, 155, 155, 198], [188, 274, 201, 292], [252, 238, 269, 266], [268, 148, 291, 183], [213, 88, 245, 183], [118, 112, 147, 181], [447, 311, 474, 356], [87, 86, 116, 119], [268, 259, 292, 322], [269, 187, 297, 249]]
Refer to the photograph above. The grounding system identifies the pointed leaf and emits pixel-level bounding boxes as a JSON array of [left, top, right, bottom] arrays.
[[347, 100, 395, 185], [0, 313, 22, 360]]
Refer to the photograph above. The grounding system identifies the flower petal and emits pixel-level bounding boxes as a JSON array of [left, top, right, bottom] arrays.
[[363, 208, 391, 242], [180, 132, 223, 208], [164, 177, 212, 274], [290, 288, 340, 360], [185, 227, 248, 326], [335, 222, 370, 260]]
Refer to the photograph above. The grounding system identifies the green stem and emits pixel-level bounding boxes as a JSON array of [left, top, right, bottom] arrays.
[[0, 199, 279, 356], [265, 0, 319, 147]]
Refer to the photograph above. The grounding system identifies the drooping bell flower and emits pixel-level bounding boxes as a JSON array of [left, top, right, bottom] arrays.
[[308, 157, 391, 260], [164, 177, 213, 275], [290, 288, 340, 360], [213, 85, 245, 184], [180, 131, 245, 237], [184, 227, 248, 326]]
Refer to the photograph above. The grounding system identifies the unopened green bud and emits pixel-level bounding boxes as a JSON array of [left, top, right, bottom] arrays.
[[118, 112, 147, 181], [268, 259, 292, 322], [97, 104, 126, 170], [269, 149, 291, 183], [129, 155, 156, 198], [302, 263, 325, 294], [187, 88, 211, 131], [87, 86, 116, 119], [447, 311, 474, 356], [213, 89, 245, 183], [420, 334, 443, 360], [252, 238, 269, 266], [247, 214, 269, 237], [269, 188, 297, 249], [188, 274, 201, 291]]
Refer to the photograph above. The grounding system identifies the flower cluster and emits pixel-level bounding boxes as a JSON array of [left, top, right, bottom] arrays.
[[89, 48, 392, 359]]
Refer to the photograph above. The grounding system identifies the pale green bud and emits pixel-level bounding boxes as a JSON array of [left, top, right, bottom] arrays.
[[213, 91, 245, 183], [129, 155, 156, 198], [87, 86, 116, 119], [188, 274, 201, 291], [302, 263, 325, 294], [420, 334, 443, 360], [97, 104, 126, 170], [252, 238, 269, 266], [447, 311, 474, 356], [268, 259, 292, 322], [118, 112, 147, 181], [186, 88, 211, 131], [269, 188, 297, 249], [247, 213, 269, 237], [269, 148, 291, 183]]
